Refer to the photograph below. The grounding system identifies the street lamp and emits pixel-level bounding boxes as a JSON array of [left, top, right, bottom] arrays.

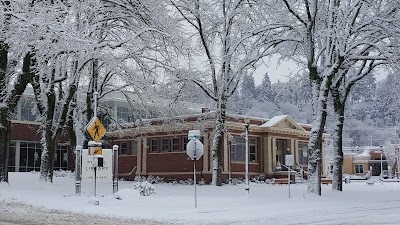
[[380, 145, 383, 180], [244, 117, 250, 193]]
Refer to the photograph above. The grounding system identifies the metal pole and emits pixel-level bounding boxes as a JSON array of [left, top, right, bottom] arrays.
[[288, 166, 291, 198], [228, 144, 231, 184], [75, 145, 82, 196], [381, 146, 383, 180], [93, 91, 98, 118], [113, 145, 119, 193], [245, 123, 249, 193], [94, 166, 97, 197], [194, 155, 197, 209]]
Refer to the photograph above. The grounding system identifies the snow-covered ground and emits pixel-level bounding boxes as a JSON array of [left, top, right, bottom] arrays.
[[1, 172, 400, 225]]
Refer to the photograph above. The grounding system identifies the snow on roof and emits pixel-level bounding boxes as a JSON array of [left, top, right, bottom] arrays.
[[360, 150, 371, 157], [259, 115, 288, 128]]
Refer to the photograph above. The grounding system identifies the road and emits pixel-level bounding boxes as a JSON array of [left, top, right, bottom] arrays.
[[0, 201, 173, 225]]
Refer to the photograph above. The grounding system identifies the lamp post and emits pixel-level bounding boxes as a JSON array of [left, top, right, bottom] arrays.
[[380, 145, 383, 180], [244, 117, 250, 193]]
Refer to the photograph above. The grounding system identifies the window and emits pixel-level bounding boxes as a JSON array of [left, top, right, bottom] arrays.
[[8, 142, 16, 172], [117, 106, 129, 122], [54, 145, 68, 170], [183, 137, 189, 152], [297, 142, 308, 165], [20, 98, 36, 121], [131, 141, 138, 155], [120, 143, 128, 154], [230, 136, 257, 162], [161, 139, 170, 152], [172, 138, 180, 151], [355, 164, 364, 174], [19, 142, 42, 172], [98, 111, 111, 129], [150, 139, 159, 152]]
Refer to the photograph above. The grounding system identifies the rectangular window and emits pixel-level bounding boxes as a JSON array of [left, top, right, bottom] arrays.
[[120, 143, 128, 154], [20, 98, 36, 121], [98, 111, 111, 129], [131, 141, 138, 155], [54, 145, 68, 170], [8, 142, 16, 172], [183, 137, 189, 151], [161, 139, 170, 152], [117, 106, 129, 122], [355, 164, 364, 174], [172, 138, 180, 151], [297, 142, 308, 165], [230, 136, 257, 162], [19, 141, 42, 172], [150, 139, 159, 152]]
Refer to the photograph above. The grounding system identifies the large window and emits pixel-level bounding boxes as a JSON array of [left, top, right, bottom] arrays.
[[230, 136, 257, 162], [149, 136, 189, 153], [19, 142, 69, 172], [19, 142, 42, 172], [20, 98, 36, 121], [54, 145, 68, 170], [297, 142, 308, 165], [117, 106, 129, 122], [355, 164, 364, 174]]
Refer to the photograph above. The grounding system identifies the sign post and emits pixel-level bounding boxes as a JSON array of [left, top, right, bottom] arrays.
[[187, 130, 204, 208], [84, 91, 107, 205], [285, 154, 294, 198], [75, 145, 82, 196]]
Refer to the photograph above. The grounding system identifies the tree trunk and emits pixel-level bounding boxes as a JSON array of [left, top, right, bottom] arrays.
[[39, 68, 57, 182], [307, 77, 329, 195], [331, 85, 344, 191], [211, 94, 227, 186], [0, 107, 10, 183], [39, 135, 58, 182], [0, 39, 9, 182]]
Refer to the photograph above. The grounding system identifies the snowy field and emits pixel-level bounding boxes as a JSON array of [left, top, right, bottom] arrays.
[[1, 172, 400, 225]]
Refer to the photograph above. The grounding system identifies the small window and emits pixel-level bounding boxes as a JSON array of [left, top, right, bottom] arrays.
[[172, 138, 180, 151], [355, 164, 364, 174], [131, 141, 138, 155], [120, 143, 128, 154], [183, 137, 189, 151], [250, 145, 256, 162], [161, 139, 170, 152], [150, 139, 158, 152]]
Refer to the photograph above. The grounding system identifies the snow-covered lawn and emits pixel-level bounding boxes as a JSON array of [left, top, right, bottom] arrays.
[[1, 172, 400, 225]]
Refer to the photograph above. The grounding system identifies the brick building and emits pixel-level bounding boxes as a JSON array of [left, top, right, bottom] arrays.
[[108, 113, 327, 182]]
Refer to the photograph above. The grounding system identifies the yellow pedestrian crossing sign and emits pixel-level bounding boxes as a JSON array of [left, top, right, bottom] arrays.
[[86, 117, 106, 142]]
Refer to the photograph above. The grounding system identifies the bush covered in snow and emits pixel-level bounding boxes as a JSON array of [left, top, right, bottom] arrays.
[[134, 175, 163, 184], [132, 181, 155, 196]]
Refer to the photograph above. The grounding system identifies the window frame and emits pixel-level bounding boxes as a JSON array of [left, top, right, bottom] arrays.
[[355, 164, 364, 174], [230, 136, 257, 163]]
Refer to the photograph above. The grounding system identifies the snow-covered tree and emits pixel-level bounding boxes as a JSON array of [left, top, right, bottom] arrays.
[[264, 0, 400, 194], [257, 73, 274, 102], [170, 0, 274, 185]]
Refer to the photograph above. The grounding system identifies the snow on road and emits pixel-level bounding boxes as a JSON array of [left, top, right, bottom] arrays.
[[0, 200, 171, 225]]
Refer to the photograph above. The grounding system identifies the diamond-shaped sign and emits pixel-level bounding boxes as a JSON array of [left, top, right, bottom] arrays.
[[86, 117, 106, 142]]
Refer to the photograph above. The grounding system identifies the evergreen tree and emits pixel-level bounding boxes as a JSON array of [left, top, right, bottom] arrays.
[[257, 73, 273, 102]]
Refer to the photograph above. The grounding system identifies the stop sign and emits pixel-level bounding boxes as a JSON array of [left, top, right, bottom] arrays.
[[186, 139, 204, 160]]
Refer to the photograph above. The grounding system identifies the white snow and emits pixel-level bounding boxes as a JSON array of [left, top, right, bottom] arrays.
[[1, 172, 400, 224], [259, 115, 288, 127]]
